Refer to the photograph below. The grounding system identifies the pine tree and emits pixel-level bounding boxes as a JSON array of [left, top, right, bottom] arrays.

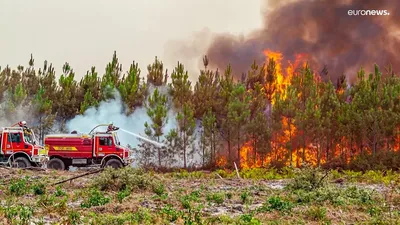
[[147, 56, 167, 86], [79, 66, 101, 111], [218, 65, 235, 164], [176, 103, 196, 169], [144, 88, 168, 167], [227, 83, 251, 168], [118, 61, 147, 114], [202, 108, 218, 166], [193, 65, 219, 118], [33, 86, 56, 144], [168, 62, 192, 109], [56, 62, 80, 122], [101, 51, 123, 99]]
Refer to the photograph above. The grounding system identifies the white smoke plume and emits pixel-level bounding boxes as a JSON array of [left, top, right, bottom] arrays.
[[0, 91, 35, 127], [65, 88, 203, 167]]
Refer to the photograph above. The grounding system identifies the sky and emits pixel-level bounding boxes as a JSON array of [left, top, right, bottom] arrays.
[[0, 0, 263, 80]]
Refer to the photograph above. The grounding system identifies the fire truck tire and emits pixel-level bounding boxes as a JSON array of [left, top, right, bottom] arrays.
[[47, 158, 66, 170], [103, 159, 123, 169], [12, 157, 31, 168]]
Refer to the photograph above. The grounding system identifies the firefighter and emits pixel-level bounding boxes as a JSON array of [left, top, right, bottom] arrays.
[[18, 121, 32, 136]]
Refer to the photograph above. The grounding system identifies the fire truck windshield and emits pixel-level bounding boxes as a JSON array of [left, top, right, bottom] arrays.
[[24, 133, 33, 144], [113, 132, 120, 146]]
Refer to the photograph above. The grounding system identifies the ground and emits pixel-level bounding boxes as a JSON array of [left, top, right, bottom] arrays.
[[0, 166, 400, 225]]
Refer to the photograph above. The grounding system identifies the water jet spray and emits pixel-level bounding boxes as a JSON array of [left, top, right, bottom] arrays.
[[120, 128, 164, 148]]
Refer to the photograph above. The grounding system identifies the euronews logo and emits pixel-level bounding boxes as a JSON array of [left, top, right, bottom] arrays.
[[348, 9, 390, 16]]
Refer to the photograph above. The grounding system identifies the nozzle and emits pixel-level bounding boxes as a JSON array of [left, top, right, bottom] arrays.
[[107, 124, 119, 132]]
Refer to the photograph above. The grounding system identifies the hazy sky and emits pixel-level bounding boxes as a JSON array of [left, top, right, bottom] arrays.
[[0, 0, 263, 80]]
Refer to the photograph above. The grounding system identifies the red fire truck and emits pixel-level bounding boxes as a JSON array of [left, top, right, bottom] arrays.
[[0, 121, 48, 168], [44, 124, 134, 170]]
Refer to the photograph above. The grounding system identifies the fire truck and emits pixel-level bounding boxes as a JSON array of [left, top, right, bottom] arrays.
[[44, 124, 134, 170], [0, 121, 48, 168]]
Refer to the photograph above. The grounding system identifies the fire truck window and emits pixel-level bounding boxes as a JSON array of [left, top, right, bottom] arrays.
[[107, 138, 112, 146], [8, 133, 21, 143], [99, 137, 112, 146], [99, 137, 106, 146]]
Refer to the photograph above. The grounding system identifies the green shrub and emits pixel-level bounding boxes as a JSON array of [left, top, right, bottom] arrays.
[[239, 213, 261, 225], [160, 204, 180, 222], [152, 183, 166, 196], [306, 206, 327, 221], [240, 190, 251, 204], [81, 188, 110, 208], [55, 185, 67, 197], [258, 196, 293, 213], [32, 182, 46, 195], [117, 188, 131, 203], [93, 167, 155, 192], [9, 177, 28, 196], [206, 192, 225, 205], [67, 210, 81, 225], [286, 165, 328, 191], [1, 204, 33, 225]]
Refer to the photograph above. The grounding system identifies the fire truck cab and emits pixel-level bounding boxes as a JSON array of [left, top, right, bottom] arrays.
[[44, 124, 134, 170], [0, 121, 48, 168]]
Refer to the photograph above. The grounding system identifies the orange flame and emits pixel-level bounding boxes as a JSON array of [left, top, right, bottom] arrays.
[[238, 50, 321, 169]]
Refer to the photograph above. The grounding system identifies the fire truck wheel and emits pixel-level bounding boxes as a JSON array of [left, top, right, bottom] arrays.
[[12, 157, 31, 168], [104, 159, 123, 169], [48, 158, 66, 170]]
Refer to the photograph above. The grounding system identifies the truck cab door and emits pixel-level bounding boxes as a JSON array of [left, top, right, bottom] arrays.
[[95, 136, 113, 157], [4, 132, 22, 153]]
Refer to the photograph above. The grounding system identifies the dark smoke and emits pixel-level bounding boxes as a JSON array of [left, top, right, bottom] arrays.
[[206, 0, 400, 83]]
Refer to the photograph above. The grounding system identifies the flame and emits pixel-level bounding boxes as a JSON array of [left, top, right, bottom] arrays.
[[216, 155, 228, 168], [238, 50, 320, 169], [231, 50, 400, 169]]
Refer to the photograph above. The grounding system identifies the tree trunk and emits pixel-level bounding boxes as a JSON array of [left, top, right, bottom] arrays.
[[183, 133, 187, 169], [237, 126, 241, 168], [302, 129, 306, 165], [157, 136, 161, 168], [212, 132, 216, 165], [288, 119, 293, 167], [227, 130, 232, 164]]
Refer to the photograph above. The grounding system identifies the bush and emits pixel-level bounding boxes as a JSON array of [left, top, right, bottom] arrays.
[[116, 188, 131, 203], [81, 188, 110, 208], [286, 164, 329, 191], [9, 177, 28, 196], [92, 167, 156, 192], [0, 204, 33, 225], [306, 206, 327, 221], [32, 182, 46, 195], [206, 192, 225, 205], [258, 196, 293, 213]]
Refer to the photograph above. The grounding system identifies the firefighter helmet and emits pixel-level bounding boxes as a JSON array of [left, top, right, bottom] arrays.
[[18, 121, 27, 127]]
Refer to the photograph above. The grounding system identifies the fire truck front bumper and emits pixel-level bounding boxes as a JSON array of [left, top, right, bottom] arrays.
[[31, 155, 49, 165], [123, 157, 134, 166]]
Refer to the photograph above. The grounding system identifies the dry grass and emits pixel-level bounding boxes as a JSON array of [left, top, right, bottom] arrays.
[[0, 167, 400, 224]]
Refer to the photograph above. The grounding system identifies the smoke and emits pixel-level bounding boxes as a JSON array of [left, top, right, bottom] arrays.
[[0, 91, 34, 127], [65, 88, 203, 167], [206, 0, 400, 83]]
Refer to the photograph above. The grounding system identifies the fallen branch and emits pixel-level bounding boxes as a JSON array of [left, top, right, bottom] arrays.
[[315, 170, 330, 188], [234, 162, 241, 179], [51, 168, 104, 186], [20, 167, 47, 171], [215, 173, 224, 180]]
